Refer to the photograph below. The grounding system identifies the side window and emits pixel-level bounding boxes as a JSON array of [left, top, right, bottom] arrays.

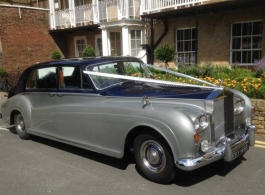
[[26, 67, 57, 89], [59, 66, 91, 90], [123, 61, 150, 78]]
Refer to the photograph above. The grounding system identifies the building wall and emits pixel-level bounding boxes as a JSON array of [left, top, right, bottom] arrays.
[[0, 7, 58, 73], [61, 28, 101, 58], [151, 5, 265, 66]]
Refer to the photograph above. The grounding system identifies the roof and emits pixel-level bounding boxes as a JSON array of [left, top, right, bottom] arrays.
[[26, 56, 142, 70]]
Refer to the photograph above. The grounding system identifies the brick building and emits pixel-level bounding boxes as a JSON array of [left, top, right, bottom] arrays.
[[48, 0, 147, 62], [0, 0, 57, 79], [141, 0, 265, 67]]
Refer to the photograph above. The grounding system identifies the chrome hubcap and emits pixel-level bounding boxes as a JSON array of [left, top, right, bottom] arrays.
[[140, 140, 166, 173], [16, 114, 25, 133]]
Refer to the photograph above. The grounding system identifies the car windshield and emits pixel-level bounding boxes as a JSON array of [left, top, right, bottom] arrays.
[[86, 60, 153, 89]]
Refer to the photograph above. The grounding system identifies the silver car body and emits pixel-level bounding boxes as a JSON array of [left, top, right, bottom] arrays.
[[1, 57, 256, 174]]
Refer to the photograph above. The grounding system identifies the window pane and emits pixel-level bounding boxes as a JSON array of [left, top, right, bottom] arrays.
[[252, 51, 262, 63], [232, 23, 241, 36], [242, 22, 252, 36], [26, 71, 36, 89], [253, 36, 262, 49], [177, 30, 183, 40], [136, 40, 141, 48], [184, 29, 191, 40], [232, 38, 240, 49], [253, 21, 262, 35], [184, 41, 191, 52], [131, 41, 136, 48], [136, 30, 141, 39], [192, 28, 196, 40], [242, 37, 251, 49], [131, 30, 135, 39], [242, 51, 252, 63], [192, 40, 196, 51], [232, 51, 241, 63], [36, 67, 57, 89], [131, 49, 136, 57], [177, 42, 183, 52]]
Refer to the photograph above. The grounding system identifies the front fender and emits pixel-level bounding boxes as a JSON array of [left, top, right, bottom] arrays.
[[133, 103, 203, 161]]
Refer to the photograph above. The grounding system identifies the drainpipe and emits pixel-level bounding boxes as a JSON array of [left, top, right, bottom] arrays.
[[195, 10, 198, 64], [149, 18, 168, 65], [150, 18, 154, 64]]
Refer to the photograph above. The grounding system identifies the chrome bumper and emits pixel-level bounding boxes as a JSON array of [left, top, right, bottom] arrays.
[[176, 125, 256, 171]]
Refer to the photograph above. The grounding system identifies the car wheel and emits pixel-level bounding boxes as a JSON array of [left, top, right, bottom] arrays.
[[134, 134, 175, 184], [14, 112, 30, 140]]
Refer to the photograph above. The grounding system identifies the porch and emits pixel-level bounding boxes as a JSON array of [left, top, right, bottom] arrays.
[[49, 0, 140, 30]]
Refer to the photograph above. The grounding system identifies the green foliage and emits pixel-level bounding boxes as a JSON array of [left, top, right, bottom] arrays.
[[154, 44, 176, 68], [149, 62, 265, 99], [82, 45, 95, 57], [51, 50, 62, 60], [0, 67, 6, 77]]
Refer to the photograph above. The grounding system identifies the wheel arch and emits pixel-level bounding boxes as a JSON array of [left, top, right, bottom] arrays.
[[4, 95, 32, 127], [124, 125, 175, 159]]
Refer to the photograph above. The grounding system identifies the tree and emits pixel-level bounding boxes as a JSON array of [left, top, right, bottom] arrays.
[[82, 45, 95, 57], [51, 50, 62, 60], [154, 44, 176, 69]]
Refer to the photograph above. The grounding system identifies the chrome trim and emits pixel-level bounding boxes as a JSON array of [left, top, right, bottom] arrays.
[[175, 125, 256, 171]]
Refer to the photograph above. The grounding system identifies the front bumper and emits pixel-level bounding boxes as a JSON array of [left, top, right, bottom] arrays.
[[176, 125, 256, 171]]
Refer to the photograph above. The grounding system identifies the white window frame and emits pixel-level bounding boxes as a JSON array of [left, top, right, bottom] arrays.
[[109, 31, 122, 56], [95, 34, 103, 56], [230, 20, 263, 66], [74, 36, 87, 57], [130, 29, 142, 57], [176, 27, 196, 65]]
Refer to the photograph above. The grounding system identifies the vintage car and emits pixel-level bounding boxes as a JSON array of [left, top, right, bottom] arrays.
[[1, 57, 256, 183]]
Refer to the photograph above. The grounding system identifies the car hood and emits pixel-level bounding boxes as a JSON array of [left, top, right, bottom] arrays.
[[99, 81, 217, 99]]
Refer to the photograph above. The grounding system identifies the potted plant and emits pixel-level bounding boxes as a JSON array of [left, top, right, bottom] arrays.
[[51, 50, 62, 60], [0, 67, 7, 90], [154, 44, 176, 69], [82, 45, 95, 57]]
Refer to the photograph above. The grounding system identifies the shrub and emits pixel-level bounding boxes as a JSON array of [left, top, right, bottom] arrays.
[[149, 63, 265, 99], [0, 67, 6, 77], [51, 50, 62, 60], [154, 44, 176, 69], [82, 45, 95, 57]]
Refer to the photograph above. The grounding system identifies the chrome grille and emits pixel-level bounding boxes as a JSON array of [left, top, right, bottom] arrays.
[[214, 95, 235, 142], [224, 95, 235, 139]]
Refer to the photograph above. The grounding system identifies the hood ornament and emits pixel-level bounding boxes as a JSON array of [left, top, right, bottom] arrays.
[[218, 79, 223, 87], [142, 96, 150, 108]]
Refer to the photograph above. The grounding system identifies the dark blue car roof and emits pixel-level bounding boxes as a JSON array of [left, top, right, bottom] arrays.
[[29, 56, 142, 70]]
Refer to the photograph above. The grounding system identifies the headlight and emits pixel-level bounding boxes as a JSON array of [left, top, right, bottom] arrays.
[[234, 100, 245, 115], [194, 115, 209, 131], [201, 140, 210, 153], [245, 117, 251, 126]]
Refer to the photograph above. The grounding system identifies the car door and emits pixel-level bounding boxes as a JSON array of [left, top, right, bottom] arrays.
[[53, 66, 97, 147], [25, 66, 58, 138]]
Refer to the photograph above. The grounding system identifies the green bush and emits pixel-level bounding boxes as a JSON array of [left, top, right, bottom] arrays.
[[154, 44, 176, 69], [82, 45, 95, 57], [149, 63, 265, 99], [0, 67, 6, 77], [51, 50, 62, 60]]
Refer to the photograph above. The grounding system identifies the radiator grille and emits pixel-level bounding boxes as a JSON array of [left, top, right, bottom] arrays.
[[224, 95, 235, 139], [214, 94, 235, 141]]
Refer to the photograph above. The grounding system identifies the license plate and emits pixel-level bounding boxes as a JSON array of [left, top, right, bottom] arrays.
[[231, 142, 249, 160]]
